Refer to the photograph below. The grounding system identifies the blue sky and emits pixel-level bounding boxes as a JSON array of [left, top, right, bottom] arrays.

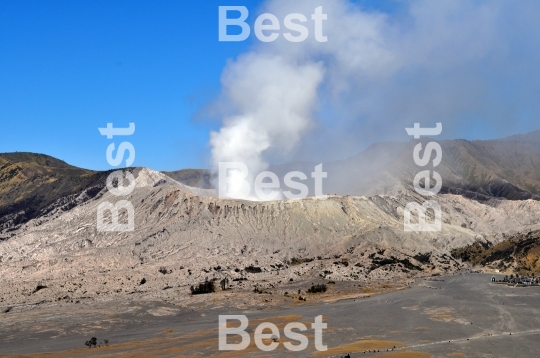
[[0, 1, 261, 170], [1, 1, 539, 171]]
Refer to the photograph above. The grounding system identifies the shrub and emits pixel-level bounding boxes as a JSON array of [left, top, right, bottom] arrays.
[[84, 337, 97, 348], [158, 267, 171, 275], [190, 279, 215, 295], [370, 256, 422, 271], [413, 253, 431, 264], [245, 265, 262, 273], [289, 257, 314, 266], [307, 284, 328, 293]]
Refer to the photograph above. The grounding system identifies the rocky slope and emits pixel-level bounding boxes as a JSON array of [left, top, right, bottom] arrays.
[[2, 131, 539, 237], [0, 153, 111, 238], [1, 167, 540, 308], [163, 169, 213, 189], [2, 130, 540, 308], [452, 229, 540, 274]]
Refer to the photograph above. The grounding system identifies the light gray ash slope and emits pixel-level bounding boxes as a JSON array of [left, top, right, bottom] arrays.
[[1, 168, 540, 308]]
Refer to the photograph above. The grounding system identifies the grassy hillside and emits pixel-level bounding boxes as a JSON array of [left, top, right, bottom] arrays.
[[451, 230, 540, 274], [0, 153, 109, 233]]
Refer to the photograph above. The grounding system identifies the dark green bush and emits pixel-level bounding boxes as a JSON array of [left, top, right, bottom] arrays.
[[289, 257, 314, 265], [245, 265, 262, 273], [190, 279, 215, 295], [307, 284, 327, 293]]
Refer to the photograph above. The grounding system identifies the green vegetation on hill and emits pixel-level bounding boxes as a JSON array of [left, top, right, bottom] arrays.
[[452, 230, 540, 274], [0, 153, 109, 235]]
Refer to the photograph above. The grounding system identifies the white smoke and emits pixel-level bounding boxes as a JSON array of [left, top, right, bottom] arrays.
[[210, 53, 324, 196], [209, 0, 540, 199]]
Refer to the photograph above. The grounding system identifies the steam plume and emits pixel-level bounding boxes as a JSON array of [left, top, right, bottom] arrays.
[[209, 0, 540, 199]]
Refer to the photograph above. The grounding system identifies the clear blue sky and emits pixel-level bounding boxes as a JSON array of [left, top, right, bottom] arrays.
[[0, 1, 262, 170], [1, 1, 538, 171]]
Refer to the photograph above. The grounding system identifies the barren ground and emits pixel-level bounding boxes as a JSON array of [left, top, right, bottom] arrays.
[[1, 272, 540, 357]]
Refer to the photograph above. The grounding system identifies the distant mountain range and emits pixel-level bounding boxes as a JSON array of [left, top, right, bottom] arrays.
[[269, 129, 540, 200], [158, 130, 540, 200], [165, 131, 540, 200], [1, 130, 539, 235]]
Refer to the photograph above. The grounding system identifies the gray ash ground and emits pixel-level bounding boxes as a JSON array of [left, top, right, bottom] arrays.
[[1, 272, 540, 357]]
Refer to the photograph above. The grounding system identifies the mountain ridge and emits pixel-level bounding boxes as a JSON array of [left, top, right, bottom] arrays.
[[1, 166, 540, 308], [1, 129, 539, 240]]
